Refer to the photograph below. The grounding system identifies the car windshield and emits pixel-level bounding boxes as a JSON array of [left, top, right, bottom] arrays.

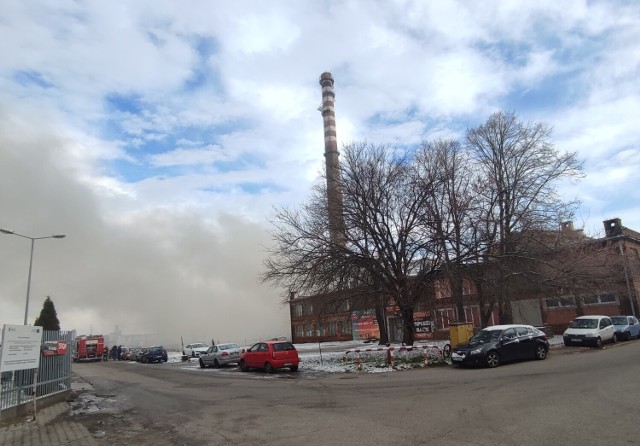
[[569, 319, 598, 329], [469, 330, 501, 343], [273, 342, 296, 351], [149, 347, 164, 353], [219, 344, 239, 350], [191, 343, 206, 348], [610, 317, 627, 325]]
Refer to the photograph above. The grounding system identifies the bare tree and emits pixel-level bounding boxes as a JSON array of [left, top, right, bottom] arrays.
[[466, 111, 584, 324], [414, 139, 481, 323], [265, 111, 585, 342], [525, 227, 632, 316], [263, 142, 442, 345]]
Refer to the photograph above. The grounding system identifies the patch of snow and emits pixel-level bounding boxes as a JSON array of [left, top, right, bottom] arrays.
[[93, 336, 568, 377]]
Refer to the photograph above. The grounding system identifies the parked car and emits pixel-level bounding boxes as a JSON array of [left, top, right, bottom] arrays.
[[563, 315, 617, 347], [183, 342, 209, 357], [199, 343, 242, 368], [451, 324, 549, 368], [130, 347, 148, 362], [121, 347, 133, 361], [239, 341, 299, 373], [140, 346, 168, 363], [610, 315, 640, 341]]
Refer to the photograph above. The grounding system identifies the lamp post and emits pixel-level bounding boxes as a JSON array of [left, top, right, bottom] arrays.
[[0, 228, 66, 325]]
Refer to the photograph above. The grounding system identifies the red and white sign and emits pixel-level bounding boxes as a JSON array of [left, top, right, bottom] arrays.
[[41, 340, 68, 356]]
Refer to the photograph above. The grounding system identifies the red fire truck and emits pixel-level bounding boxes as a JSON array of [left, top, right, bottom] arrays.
[[73, 335, 105, 362]]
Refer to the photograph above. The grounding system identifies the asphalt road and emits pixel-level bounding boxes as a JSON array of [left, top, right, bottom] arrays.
[[71, 340, 640, 446]]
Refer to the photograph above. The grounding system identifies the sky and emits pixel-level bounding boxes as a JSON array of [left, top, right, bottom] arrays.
[[1, 1, 639, 344]]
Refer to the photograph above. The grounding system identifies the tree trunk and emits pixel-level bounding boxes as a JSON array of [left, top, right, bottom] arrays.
[[480, 302, 494, 328], [498, 300, 513, 325], [374, 301, 389, 345], [400, 305, 415, 345], [575, 296, 584, 317], [452, 277, 465, 322]]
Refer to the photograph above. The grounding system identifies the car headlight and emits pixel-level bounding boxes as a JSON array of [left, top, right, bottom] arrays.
[[470, 348, 483, 355]]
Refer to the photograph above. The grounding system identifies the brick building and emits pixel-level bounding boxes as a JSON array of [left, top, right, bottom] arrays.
[[288, 218, 640, 343]]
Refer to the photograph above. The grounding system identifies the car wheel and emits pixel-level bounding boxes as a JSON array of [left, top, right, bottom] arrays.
[[612, 333, 618, 344], [625, 331, 631, 341], [534, 345, 547, 360], [191, 351, 195, 358], [264, 362, 274, 374], [442, 344, 451, 358], [199, 358, 206, 368], [239, 360, 248, 372], [290, 366, 298, 372], [213, 359, 220, 368], [486, 351, 500, 368], [595, 337, 602, 348]]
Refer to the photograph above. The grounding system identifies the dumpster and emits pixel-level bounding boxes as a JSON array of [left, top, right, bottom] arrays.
[[449, 322, 474, 347]]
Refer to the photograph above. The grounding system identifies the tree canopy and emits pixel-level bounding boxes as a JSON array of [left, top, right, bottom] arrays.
[[34, 295, 61, 331], [264, 111, 584, 344]]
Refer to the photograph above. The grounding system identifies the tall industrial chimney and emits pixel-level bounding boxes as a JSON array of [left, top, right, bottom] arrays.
[[319, 72, 345, 244]]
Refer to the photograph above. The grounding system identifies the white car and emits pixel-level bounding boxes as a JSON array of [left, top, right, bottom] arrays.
[[563, 315, 617, 348], [199, 343, 242, 368], [183, 342, 209, 357]]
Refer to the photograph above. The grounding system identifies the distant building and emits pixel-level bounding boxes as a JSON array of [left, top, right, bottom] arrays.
[[105, 326, 163, 349]]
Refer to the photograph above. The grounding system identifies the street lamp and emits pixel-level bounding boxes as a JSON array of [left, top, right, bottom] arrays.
[[0, 228, 66, 325]]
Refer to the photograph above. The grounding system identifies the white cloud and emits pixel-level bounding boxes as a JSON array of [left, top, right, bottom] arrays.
[[1, 0, 639, 340], [150, 145, 227, 167]]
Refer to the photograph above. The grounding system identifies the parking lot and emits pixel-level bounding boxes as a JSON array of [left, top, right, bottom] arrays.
[[68, 338, 640, 445]]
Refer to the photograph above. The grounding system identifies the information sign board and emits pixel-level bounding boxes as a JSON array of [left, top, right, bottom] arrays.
[[0, 324, 43, 372]]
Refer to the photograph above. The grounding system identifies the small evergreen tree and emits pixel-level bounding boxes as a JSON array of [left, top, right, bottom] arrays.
[[34, 296, 61, 331]]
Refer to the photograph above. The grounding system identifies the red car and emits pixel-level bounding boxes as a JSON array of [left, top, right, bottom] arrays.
[[239, 341, 299, 373]]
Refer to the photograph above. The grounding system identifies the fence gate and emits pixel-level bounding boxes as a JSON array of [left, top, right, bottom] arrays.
[[1, 329, 74, 413]]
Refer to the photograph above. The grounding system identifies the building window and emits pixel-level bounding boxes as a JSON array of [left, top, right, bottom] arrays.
[[462, 278, 475, 296], [583, 293, 617, 305], [327, 321, 337, 336], [434, 279, 451, 299], [293, 304, 303, 317], [545, 296, 576, 309], [436, 308, 456, 330], [304, 303, 314, 315], [305, 325, 314, 337], [294, 325, 303, 338], [325, 300, 349, 313], [463, 305, 480, 328], [341, 320, 352, 335]]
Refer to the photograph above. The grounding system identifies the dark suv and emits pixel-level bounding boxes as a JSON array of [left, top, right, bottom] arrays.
[[140, 346, 168, 363]]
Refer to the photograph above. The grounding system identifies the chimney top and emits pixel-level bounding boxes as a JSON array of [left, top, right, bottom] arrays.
[[603, 218, 622, 238], [319, 72, 334, 87]]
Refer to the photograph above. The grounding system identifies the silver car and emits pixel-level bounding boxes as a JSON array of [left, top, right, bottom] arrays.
[[199, 343, 242, 368]]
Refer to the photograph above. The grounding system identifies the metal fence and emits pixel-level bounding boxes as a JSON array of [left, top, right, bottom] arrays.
[[1, 329, 74, 411]]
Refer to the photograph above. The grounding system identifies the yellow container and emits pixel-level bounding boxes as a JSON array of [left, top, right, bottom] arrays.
[[449, 323, 474, 347]]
